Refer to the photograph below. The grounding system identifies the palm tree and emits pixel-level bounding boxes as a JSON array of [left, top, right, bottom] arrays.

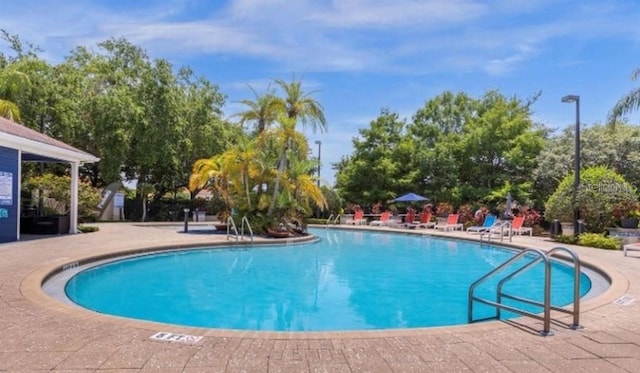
[[189, 137, 267, 214], [274, 76, 328, 133], [609, 67, 640, 124], [0, 68, 30, 122], [266, 76, 328, 216], [233, 85, 280, 134]]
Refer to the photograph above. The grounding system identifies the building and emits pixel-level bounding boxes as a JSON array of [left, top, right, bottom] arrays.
[[0, 116, 99, 243]]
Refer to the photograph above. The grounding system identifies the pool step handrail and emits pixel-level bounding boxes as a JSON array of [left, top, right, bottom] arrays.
[[226, 216, 240, 241], [468, 246, 581, 336], [479, 220, 512, 243], [326, 214, 334, 226], [241, 216, 254, 242], [325, 214, 341, 226]]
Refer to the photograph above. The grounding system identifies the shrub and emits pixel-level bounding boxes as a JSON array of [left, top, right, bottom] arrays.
[[456, 204, 474, 225], [78, 225, 99, 233], [577, 233, 621, 250], [22, 174, 102, 221], [545, 166, 638, 233], [554, 234, 578, 245], [435, 202, 454, 217]]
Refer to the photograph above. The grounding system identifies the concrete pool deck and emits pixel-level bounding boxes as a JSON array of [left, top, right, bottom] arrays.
[[1, 223, 639, 372]]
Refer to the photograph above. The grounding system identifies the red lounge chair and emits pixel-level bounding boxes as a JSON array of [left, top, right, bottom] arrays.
[[435, 214, 463, 231]]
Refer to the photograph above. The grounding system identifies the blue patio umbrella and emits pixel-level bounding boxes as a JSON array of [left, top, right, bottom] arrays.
[[392, 192, 429, 203]]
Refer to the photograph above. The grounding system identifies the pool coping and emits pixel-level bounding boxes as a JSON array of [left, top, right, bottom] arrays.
[[21, 224, 628, 340]]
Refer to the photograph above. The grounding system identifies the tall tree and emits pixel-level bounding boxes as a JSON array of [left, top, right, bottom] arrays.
[[0, 66, 30, 121], [609, 68, 640, 123], [533, 123, 640, 205], [274, 76, 327, 133], [233, 85, 279, 134], [266, 76, 327, 216], [335, 109, 413, 206]]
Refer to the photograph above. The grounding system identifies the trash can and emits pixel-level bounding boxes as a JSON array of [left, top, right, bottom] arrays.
[[550, 219, 561, 238], [577, 219, 585, 234]]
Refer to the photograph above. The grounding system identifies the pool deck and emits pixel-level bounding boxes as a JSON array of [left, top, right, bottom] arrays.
[[1, 222, 640, 372]]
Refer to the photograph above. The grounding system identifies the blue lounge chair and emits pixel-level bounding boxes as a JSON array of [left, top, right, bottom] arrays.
[[466, 214, 497, 234]]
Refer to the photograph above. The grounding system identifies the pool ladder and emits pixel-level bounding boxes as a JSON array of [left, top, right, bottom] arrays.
[[326, 214, 341, 225], [226, 216, 254, 243], [479, 221, 512, 244], [468, 246, 582, 336]]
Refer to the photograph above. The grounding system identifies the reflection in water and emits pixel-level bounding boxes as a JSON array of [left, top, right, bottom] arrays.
[[65, 229, 591, 331]]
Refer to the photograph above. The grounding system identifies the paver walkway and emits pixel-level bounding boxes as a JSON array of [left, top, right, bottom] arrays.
[[1, 223, 639, 372]]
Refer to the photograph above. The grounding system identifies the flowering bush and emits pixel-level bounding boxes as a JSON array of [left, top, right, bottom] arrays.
[[612, 201, 640, 220], [519, 207, 542, 227], [435, 202, 454, 217], [456, 204, 474, 225]]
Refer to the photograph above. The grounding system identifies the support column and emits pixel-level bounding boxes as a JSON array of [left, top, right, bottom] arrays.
[[69, 162, 79, 234]]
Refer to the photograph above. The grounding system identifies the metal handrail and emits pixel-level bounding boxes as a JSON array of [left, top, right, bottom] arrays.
[[479, 221, 512, 243], [241, 216, 254, 242], [326, 214, 341, 225], [468, 246, 582, 336], [546, 246, 582, 329], [468, 248, 553, 335], [326, 214, 335, 226], [226, 216, 239, 241]]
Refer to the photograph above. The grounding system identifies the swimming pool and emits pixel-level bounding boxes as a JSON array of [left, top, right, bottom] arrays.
[[64, 228, 591, 331]]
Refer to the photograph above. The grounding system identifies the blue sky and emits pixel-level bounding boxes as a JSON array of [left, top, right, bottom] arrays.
[[2, 0, 640, 185]]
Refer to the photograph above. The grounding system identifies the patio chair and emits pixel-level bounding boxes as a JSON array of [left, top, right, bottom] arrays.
[[370, 211, 391, 226], [415, 212, 436, 229], [435, 214, 463, 231], [511, 216, 532, 236], [623, 243, 640, 257], [466, 214, 497, 234], [401, 209, 418, 228], [345, 210, 366, 225]]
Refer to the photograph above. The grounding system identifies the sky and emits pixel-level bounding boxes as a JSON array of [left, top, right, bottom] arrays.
[[2, 0, 640, 186]]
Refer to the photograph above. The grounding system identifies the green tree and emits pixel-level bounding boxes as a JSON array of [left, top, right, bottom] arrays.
[[335, 109, 415, 206], [274, 76, 327, 132], [0, 30, 38, 122], [403, 90, 544, 207], [544, 166, 638, 232], [609, 67, 640, 123], [266, 76, 327, 216], [0, 66, 30, 121], [233, 85, 280, 134], [534, 123, 640, 205]]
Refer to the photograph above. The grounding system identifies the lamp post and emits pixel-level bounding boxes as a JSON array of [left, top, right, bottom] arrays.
[[561, 94, 580, 236], [315, 140, 322, 187]]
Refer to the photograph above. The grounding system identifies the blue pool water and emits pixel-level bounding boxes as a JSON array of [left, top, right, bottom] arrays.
[[65, 228, 591, 331]]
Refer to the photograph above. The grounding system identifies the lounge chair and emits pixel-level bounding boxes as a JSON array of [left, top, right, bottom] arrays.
[[415, 212, 436, 229], [370, 211, 391, 226], [511, 216, 532, 236], [401, 210, 418, 228], [466, 214, 497, 234], [345, 210, 366, 225], [435, 214, 463, 231], [623, 243, 640, 257]]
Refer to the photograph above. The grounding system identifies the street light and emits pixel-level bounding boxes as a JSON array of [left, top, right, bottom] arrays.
[[315, 140, 322, 187], [561, 94, 580, 236]]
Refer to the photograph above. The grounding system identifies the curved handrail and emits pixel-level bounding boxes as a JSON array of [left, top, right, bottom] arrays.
[[325, 214, 341, 225], [495, 251, 551, 332], [468, 248, 552, 335], [241, 216, 254, 242], [226, 216, 239, 241], [546, 246, 581, 329], [469, 245, 582, 336], [326, 214, 334, 226]]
